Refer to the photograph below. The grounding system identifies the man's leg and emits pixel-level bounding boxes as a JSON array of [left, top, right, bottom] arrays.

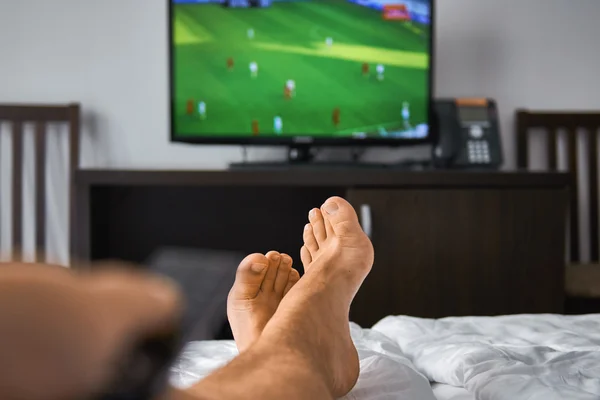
[[181, 197, 374, 400]]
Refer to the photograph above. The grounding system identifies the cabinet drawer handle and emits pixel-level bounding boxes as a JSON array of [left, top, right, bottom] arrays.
[[360, 204, 372, 238]]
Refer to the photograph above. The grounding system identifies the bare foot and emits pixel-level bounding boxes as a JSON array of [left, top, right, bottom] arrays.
[[262, 197, 374, 398], [227, 251, 300, 352]]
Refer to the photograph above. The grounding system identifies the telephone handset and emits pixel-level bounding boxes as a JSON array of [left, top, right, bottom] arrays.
[[432, 98, 503, 169]]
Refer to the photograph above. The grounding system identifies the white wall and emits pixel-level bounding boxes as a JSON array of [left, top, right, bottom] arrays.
[[1, 0, 600, 264]]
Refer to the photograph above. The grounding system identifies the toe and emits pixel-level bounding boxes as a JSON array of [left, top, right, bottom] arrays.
[[303, 224, 319, 256], [309, 208, 327, 245], [284, 269, 300, 296], [321, 197, 362, 238], [274, 254, 293, 295], [261, 251, 281, 292], [300, 245, 312, 268], [230, 253, 269, 300]]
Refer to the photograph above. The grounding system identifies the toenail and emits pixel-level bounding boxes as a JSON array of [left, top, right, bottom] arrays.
[[304, 224, 311, 231], [323, 202, 339, 215], [309, 209, 316, 219], [251, 263, 268, 273], [269, 253, 280, 261]]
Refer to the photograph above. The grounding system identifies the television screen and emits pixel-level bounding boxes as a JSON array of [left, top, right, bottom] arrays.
[[170, 0, 433, 145]]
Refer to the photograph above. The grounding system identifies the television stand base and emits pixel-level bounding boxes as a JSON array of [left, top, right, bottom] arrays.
[[230, 145, 432, 170], [229, 160, 431, 170], [229, 161, 389, 170]]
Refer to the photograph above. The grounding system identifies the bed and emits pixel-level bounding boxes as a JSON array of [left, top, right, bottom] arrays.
[[171, 314, 600, 400]]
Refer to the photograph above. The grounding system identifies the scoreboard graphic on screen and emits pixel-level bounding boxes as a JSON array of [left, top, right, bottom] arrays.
[[383, 4, 410, 20], [223, 0, 271, 7]]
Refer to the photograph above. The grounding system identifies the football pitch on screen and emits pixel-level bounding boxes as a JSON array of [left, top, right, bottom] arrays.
[[173, 0, 430, 138]]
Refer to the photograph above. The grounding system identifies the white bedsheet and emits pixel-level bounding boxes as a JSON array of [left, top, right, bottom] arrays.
[[170, 314, 600, 400], [171, 323, 437, 400], [373, 314, 600, 400], [431, 384, 474, 400]]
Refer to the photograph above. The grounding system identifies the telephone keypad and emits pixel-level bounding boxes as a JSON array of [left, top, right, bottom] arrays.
[[467, 140, 491, 164]]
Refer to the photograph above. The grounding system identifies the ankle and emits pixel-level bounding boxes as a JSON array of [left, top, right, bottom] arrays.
[[260, 321, 337, 374], [250, 336, 335, 395]]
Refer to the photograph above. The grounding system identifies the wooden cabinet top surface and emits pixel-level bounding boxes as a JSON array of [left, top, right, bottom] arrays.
[[76, 169, 569, 189]]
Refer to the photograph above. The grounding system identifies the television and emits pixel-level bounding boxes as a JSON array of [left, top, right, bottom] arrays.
[[169, 0, 434, 148]]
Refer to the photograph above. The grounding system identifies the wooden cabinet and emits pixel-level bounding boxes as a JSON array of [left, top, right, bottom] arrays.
[[347, 188, 568, 327], [76, 170, 570, 328]]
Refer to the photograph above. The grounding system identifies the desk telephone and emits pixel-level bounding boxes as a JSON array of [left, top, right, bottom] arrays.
[[433, 98, 503, 169]]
